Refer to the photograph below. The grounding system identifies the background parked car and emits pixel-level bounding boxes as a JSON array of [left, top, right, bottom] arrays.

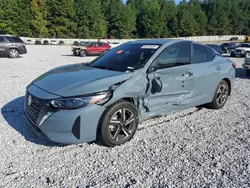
[[43, 40, 49, 45], [220, 42, 237, 53], [0, 35, 27, 58], [245, 36, 250, 42], [35, 40, 42, 45], [59, 40, 65, 45], [25, 39, 33, 45], [230, 43, 250, 57], [243, 53, 250, 76], [73, 42, 111, 57], [51, 40, 57, 45], [229, 37, 239, 41], [73, 41, 80, 46], [108, 42, 120, 48], [72, 41, 93, 56], [206, 44, 222, 54]]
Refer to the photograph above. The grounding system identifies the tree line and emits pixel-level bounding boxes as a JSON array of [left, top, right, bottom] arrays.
[[0, 0, 249, 39]]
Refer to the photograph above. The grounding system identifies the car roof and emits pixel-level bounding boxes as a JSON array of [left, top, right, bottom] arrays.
[[0, 34, 12, 36], [128, 39, 185, 45], [206, 44, 219, 46]]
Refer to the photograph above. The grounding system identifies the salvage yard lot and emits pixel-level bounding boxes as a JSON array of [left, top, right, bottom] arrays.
[[0, 45, 249, 187]]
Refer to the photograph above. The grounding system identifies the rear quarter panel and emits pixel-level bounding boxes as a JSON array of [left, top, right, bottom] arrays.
[[212, 56, 235, 95], [192, 55, 235, 103]]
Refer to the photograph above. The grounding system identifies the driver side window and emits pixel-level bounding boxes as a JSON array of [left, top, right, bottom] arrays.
[[152, 41, 191, 69]]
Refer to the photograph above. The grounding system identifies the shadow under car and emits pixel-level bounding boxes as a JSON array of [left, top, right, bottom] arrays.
[[1, 96, 64, 146]]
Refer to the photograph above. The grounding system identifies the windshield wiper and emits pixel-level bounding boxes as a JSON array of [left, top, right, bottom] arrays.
[[91, 65, 115, 71]]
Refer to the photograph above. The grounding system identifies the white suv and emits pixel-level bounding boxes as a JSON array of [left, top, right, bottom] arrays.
[[230, 43, 250, 57]]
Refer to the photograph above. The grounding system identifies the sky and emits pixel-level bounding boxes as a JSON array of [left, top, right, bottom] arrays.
[[122, 0, 182, 4]]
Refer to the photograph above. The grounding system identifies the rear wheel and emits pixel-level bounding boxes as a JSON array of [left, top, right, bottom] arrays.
[[98, 100, 139, 147], [73, 51, 78, 56], [246, 69, 250, 76], [79, 50, 87, 57], [8, 49, 19, 58], [205, 80, 229, 109]]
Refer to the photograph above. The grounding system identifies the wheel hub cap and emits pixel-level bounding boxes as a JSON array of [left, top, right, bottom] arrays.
[[108, 108, 135, 141], [216, 84, 228, 105]]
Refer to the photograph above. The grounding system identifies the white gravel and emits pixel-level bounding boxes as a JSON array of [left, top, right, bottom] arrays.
[[0, 45, 249, 187]]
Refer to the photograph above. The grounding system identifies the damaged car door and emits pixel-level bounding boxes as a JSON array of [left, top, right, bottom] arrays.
[[144, 41, 196, 116]]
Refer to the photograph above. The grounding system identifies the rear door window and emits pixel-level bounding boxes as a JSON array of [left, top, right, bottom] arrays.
[[6, 36, 24, 43], [0, 37, 5, 43], [192, 43, 216, 64]]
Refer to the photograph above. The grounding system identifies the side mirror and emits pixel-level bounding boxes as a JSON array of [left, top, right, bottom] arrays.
[[147, 65, 158, 73], [151, 78, 162, 94]]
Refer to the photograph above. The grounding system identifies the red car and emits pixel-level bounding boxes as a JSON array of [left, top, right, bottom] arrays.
[[76, 42, 111, 57]]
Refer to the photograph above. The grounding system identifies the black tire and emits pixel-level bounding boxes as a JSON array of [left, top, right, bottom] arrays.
[[246, 69, 250, 76], [73, 51, 78, 56], [8, 49, 19, 58], [79, 50, 87, 57], [205, 80, 229, 109], [230, 52, 235, 57], [98, 100, 139, 147]]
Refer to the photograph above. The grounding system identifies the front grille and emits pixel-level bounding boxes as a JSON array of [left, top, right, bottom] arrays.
[[235, 49, 242, 53], [24, 92, 47, 127]]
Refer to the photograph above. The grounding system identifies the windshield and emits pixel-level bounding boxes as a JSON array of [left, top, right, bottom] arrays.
[[6, 36, 24, 43], [229, 43, 236, 47], [89, 43, 161, 72], [239, 43, 250, 47]]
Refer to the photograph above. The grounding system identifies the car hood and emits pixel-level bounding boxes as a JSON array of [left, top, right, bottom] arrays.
[[235, 47, 250, 51], [31, 63, 132, 97]]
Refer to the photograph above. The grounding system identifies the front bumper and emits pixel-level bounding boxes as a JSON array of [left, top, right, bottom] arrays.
[[24, 85, 105, 144], [233, 51, 245, 56], [19, 46, 27, 54]]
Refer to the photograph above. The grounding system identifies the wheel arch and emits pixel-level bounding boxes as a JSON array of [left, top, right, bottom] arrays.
[[8, 47, 20, 52], [96, 98, 140, 145], [222, 78, 231, 96]]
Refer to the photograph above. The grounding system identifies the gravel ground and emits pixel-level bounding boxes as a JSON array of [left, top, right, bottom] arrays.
[[0, 45, 249, 188]]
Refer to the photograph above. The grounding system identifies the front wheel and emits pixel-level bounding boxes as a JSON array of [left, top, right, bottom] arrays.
[[79, 50, 87, 57], [98, 100, 139, 147], [8, 49, 19, 58], [205, 80, 229, 109]]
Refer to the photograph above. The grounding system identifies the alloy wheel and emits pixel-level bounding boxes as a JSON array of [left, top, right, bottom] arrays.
[[216, 83, 228, 105], [108, 108, 136, 142], [9, 49, 19, 58]]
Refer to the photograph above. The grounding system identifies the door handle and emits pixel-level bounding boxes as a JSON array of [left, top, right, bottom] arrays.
[[182, 71, 193, 77], [216, 66, 221, 70]]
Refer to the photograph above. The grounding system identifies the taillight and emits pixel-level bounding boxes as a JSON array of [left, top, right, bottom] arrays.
[[232, 62, 236, 69]]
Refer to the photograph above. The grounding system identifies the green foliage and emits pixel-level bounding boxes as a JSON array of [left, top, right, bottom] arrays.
[[0, 0, 249, 38], [75, 0, 107, 38], [102, 0, 136, 38], [30, 0, 48, 37], [47, 0, 76, 38], [0, 0, 32, 36]]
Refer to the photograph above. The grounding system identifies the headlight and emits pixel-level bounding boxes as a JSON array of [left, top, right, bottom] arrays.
[[50, 91, 111, 109]]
